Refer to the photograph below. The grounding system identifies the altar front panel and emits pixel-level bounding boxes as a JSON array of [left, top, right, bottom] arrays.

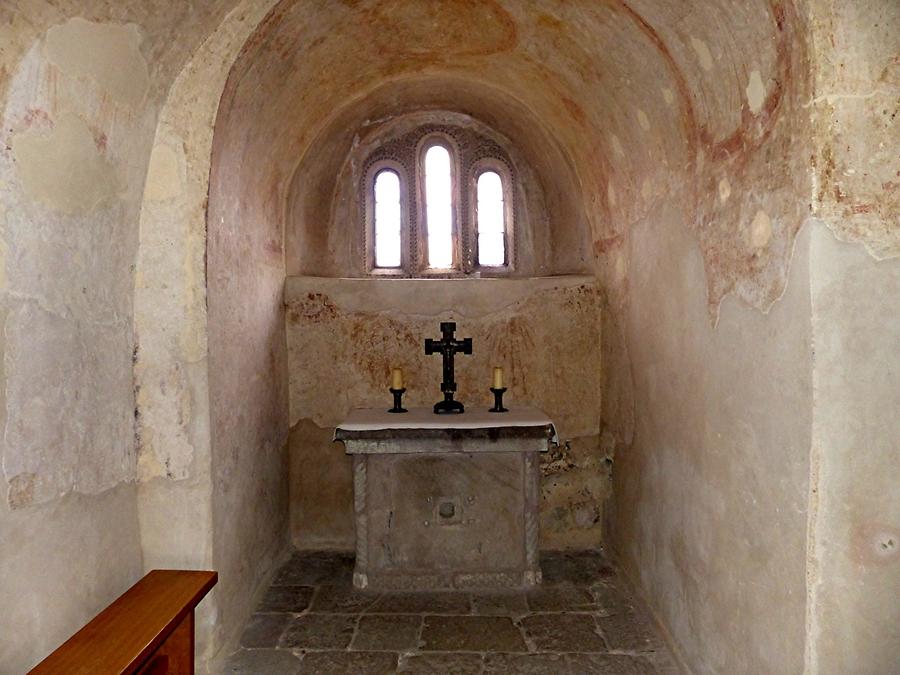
[[367, 451, 525, 583]]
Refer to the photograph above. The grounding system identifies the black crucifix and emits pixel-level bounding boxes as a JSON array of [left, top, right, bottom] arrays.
[[424, 321, 473, 414]]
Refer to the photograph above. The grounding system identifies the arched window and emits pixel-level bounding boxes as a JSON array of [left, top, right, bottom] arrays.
[[373, 169, 402, 268], [361, 122, 516, 276], [423, 144, 454, 269], [475, 170, 507, 267]]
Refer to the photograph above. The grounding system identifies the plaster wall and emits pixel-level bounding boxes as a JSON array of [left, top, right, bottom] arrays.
[[0, 9, 156, 671], [134, 2, 282, 661], [807, 223, 900, 674], [613, 214, 813, 675], [0, 484, 142, 672], [206, 38, 292, 656], [284, 276, 604, 551], [0, 2, 270, 669], [803, 3, 900, 672]]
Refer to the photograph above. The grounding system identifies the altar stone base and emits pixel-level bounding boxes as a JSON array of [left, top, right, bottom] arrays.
[[335, 409, 553, 591]]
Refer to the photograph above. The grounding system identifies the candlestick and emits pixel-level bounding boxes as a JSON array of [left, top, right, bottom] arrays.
[[391, 367, 404, 389], [492, 366, 504, 389], [388, 387, 407, 413], [489, 387, 508, 413]]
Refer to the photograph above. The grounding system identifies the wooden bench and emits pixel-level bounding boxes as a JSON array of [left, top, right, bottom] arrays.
[[30, 570, 217, 675]]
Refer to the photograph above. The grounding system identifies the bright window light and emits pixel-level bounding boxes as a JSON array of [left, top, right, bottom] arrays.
[[373, 169, 401, 268], [477, 171, 505, 266], [424, 145, 453, 269]]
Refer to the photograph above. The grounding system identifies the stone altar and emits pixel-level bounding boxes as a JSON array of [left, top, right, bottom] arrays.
[[335, 407, 556, 590]]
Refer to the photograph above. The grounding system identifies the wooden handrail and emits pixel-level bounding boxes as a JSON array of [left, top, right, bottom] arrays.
[[29, 570, 217, 675]]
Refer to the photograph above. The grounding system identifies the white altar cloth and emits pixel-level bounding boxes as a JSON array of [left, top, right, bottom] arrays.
[[335, 406, 558, 444]]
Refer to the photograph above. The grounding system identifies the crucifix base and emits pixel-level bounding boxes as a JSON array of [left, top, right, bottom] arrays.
[[434, 397, 465, 415]]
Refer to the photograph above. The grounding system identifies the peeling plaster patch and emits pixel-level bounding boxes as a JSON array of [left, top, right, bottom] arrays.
[[750, 209, 773, 248], [611, 134, 625, 158], [637, 109, 650, 131], [134, 364, 194, 482], [539, 435, 608, 548], [607, 182, 617, 208], [746, 69, 766, 114], [11, 113, 120, 214], [690, 37, 713, 71], [662, 88, 675, 106], [144, 143, 183, 201], [136, 436, 166, 480], [718, 177, 732, 203], [7, 472, 37, 509], [44, 18, 149, 107]]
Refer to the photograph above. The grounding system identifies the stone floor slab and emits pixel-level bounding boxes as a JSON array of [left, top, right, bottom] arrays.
[[542, 551, 616, 585], [351, 614, 422, 651], [397, 652, 484, 674], [273, 552, 354, 586], [566, 653, 660, 674], [297, 650, 397, 674], [257, 585, 315, 612], [223, 649, 301, 675], [597, 611, 665, 652], [367, 591, 471, 615], [483, 652, 570, 673], [526, 584, 597, 612], [521, 612, 607, 652], [420, 615, 528, 652], [590, 581, 635, 617], [471, 591, 529, 617], [279, 613, 357, 649], [311, 584, 380, 613], [239, 613, 291, 648]]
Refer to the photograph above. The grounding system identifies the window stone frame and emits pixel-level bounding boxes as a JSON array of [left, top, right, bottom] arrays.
[[360, 121, 519, 277], [365, 159, 411, 276], [469, 158, 515, 275]]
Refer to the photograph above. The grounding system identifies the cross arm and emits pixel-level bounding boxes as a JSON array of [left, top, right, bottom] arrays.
[[455, 338, 473, 355]]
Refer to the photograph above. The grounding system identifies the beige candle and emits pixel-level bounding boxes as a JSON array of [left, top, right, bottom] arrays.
[[492, 366, 504, 389], [391, 367, 404, 389]]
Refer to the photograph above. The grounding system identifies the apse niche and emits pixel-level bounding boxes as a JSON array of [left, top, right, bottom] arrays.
[[286, 102, 593, 278], [282, 95, 606, 554]]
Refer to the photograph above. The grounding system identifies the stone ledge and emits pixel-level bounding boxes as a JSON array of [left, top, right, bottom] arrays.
[[284, 274, 598, 317]]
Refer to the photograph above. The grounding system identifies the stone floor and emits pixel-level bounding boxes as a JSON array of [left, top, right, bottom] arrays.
[[222, 550, 678, 674]]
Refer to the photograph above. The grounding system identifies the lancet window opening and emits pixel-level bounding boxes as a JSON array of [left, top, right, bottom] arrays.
[[471, 160, 512, 269], [418, 135, 460, 272], [373, 169, 402, 268], [365, 159, 409, 275]]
